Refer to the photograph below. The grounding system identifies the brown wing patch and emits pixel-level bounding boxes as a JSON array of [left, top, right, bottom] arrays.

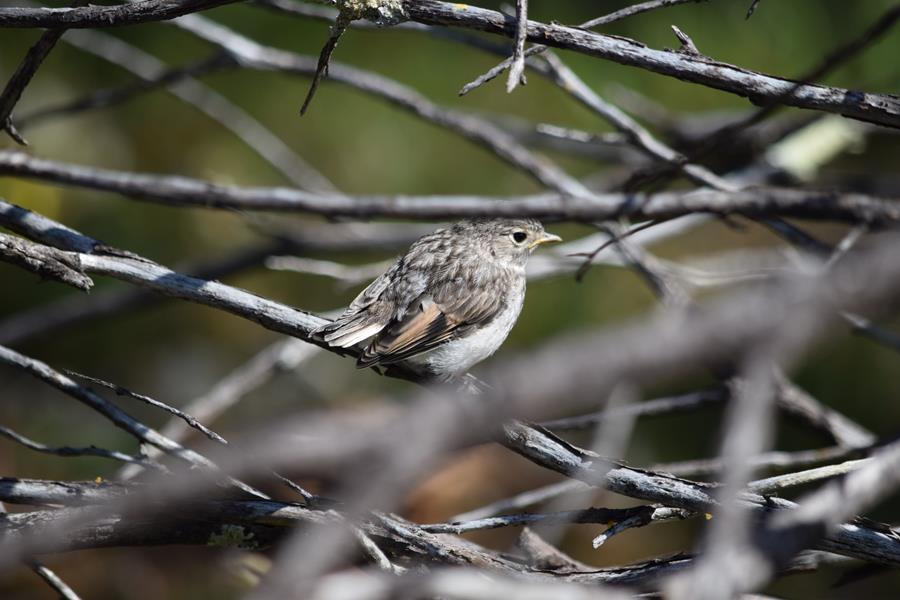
[[356, 287, 506, 368], [313, 262, 400, 347], [357, 297, 455, 367]]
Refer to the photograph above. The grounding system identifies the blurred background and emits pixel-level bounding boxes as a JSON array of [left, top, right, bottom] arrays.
[[1, 0, 900, 597]]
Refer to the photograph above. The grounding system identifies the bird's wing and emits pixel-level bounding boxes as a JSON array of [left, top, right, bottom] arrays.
[[357, 286, 504, 368], [315, 263, 401, 348], [346, 262, 399, 312]]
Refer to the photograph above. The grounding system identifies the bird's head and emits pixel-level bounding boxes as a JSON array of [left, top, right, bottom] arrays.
[[457, 218, 562, 266]]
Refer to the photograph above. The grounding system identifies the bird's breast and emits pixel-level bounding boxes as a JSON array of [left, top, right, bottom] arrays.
[[408, 293, 524, 377]]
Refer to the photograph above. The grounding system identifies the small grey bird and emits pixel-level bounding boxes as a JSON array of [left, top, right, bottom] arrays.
[[315, 218, 561, 378]]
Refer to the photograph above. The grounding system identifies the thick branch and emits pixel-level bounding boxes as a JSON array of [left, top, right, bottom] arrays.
[[0, 0, 237, 28], [501, 422, 900, 566], [1, 152, 898, 225], [404, 1, 900, 128], [0, 481, 684, 588], [0, 232, 92, 290], [3, 0, 897, 128]]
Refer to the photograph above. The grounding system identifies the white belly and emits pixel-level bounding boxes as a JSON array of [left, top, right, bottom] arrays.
[[409, 295, 523, 377]]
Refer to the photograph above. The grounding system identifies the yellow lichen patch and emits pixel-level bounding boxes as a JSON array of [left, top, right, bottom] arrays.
[[341, 0, 405, 18], [208, 524, 258, 549]]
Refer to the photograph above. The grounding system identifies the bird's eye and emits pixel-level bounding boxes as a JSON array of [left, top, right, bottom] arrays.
[[511, 231, 528, 244]]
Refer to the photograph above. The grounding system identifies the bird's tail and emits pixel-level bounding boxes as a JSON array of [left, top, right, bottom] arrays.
[[315, 318, 383, 349]]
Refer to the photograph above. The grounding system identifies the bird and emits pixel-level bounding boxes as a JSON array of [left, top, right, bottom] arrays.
[[314, 218, 562, 379]]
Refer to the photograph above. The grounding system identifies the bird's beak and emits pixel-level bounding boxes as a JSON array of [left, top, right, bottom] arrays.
[[529, 232, 562, 249]]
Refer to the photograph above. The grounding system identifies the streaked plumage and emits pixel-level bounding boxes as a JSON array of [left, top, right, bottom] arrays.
[[314, 218, 560, 378]]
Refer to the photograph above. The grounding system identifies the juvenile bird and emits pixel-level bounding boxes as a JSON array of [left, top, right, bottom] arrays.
[[315, 218, 561, 379]]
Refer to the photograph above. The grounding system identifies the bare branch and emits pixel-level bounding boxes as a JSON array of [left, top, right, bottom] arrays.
[[661, 3, 900, 187], [768, 439, 900, 562], [775, 377, 875, 448], [501, 423, 900, 566], [517, 528, 594, 572], [535, 51, 822, 260], [64, 371, 227, 444], [844, 312, 900, 353], [4, 1, 896, 127], [655, 445, 868, 479], [749, 458, 873, 494], [582, 0, 711, 29], [0, 0, 237, 28], [0, 197, 105, 253], [421, 504, 689, 535], [450, 480, 588, 523], [0, 426, 165, 471], [28, 561, 82, 600], [17, 53, 229, 127], [0, 1, 84, 144], [505, 0, 528, 93], [138, 17, 588, 196], [0, 240, 284, 347], [300, 10, 352, 115], [2, 152, 898, 224], [666, 437, 900, 596], [0, 477, 131, 506], [592, 506, 690, 549], [460, 0, 710, 96], [541, 387, 727, 431], [745, 0, 763, 18], [265, 256, 394, 286], [407, 1, 900, 128], [118, 339, 317, 480], [0, 232, 92, 291], [0, 343, 267, 499]]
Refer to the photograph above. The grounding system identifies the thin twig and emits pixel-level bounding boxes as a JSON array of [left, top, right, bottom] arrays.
[[542, 387, 727, 431], [582, 0, 710, 29], [592, 507, 691, 548], [0, 0, 87, 144], [460, 0, 707, 96], [749, 459, 872, 494], [654, 445, 869, 478], [28, 560, 83, 600], [450, 480, 588, 523], [0, 426, 166, 471], [64, 371, 228, 445], [301, 11, 352, 115], [572, 220, 662, 282], [745, 0, 762, 18], [118, 339, 317, 480], [506, 0, 528, 93], [421, 505, 689, 535], [0, 344, 267, 499]]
